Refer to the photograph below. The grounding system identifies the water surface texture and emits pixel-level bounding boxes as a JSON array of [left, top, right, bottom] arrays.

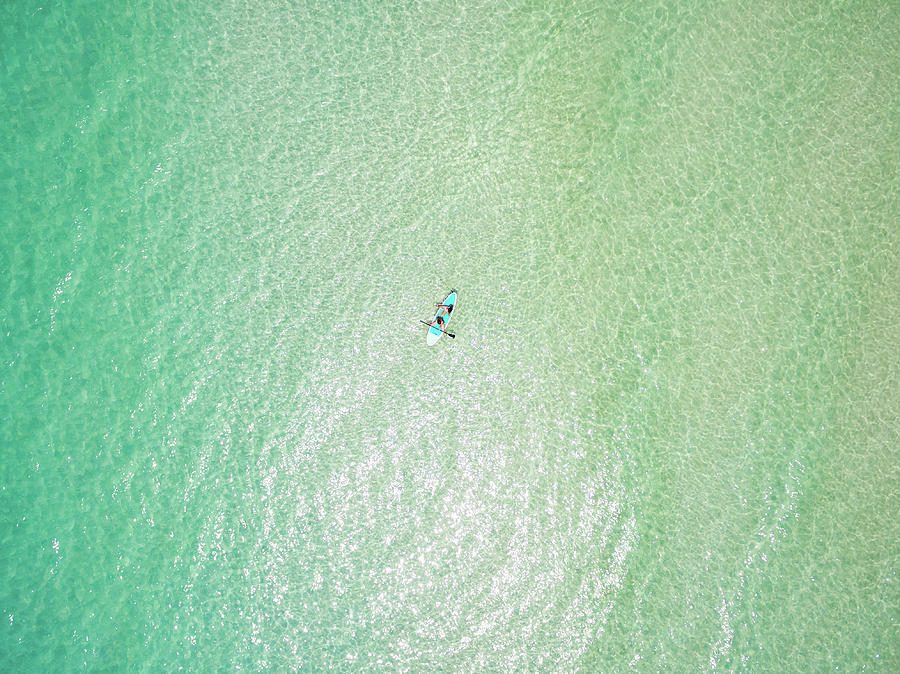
[[2, 0, 897, 670]]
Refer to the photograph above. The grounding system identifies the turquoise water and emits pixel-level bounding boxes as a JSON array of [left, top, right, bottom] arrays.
[[1, 0, 897, 670]]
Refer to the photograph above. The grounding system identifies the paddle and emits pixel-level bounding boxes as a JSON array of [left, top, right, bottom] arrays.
[[419, 320, 455, 338]]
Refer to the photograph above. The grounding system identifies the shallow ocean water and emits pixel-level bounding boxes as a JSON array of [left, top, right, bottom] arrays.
[[1, 0, 897, 670]]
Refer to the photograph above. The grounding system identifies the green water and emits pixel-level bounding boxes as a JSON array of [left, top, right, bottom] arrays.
[[2, 0, 897, 670]]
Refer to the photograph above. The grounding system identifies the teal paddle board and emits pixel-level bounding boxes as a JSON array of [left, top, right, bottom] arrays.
[[426, 289, 457, 346]]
